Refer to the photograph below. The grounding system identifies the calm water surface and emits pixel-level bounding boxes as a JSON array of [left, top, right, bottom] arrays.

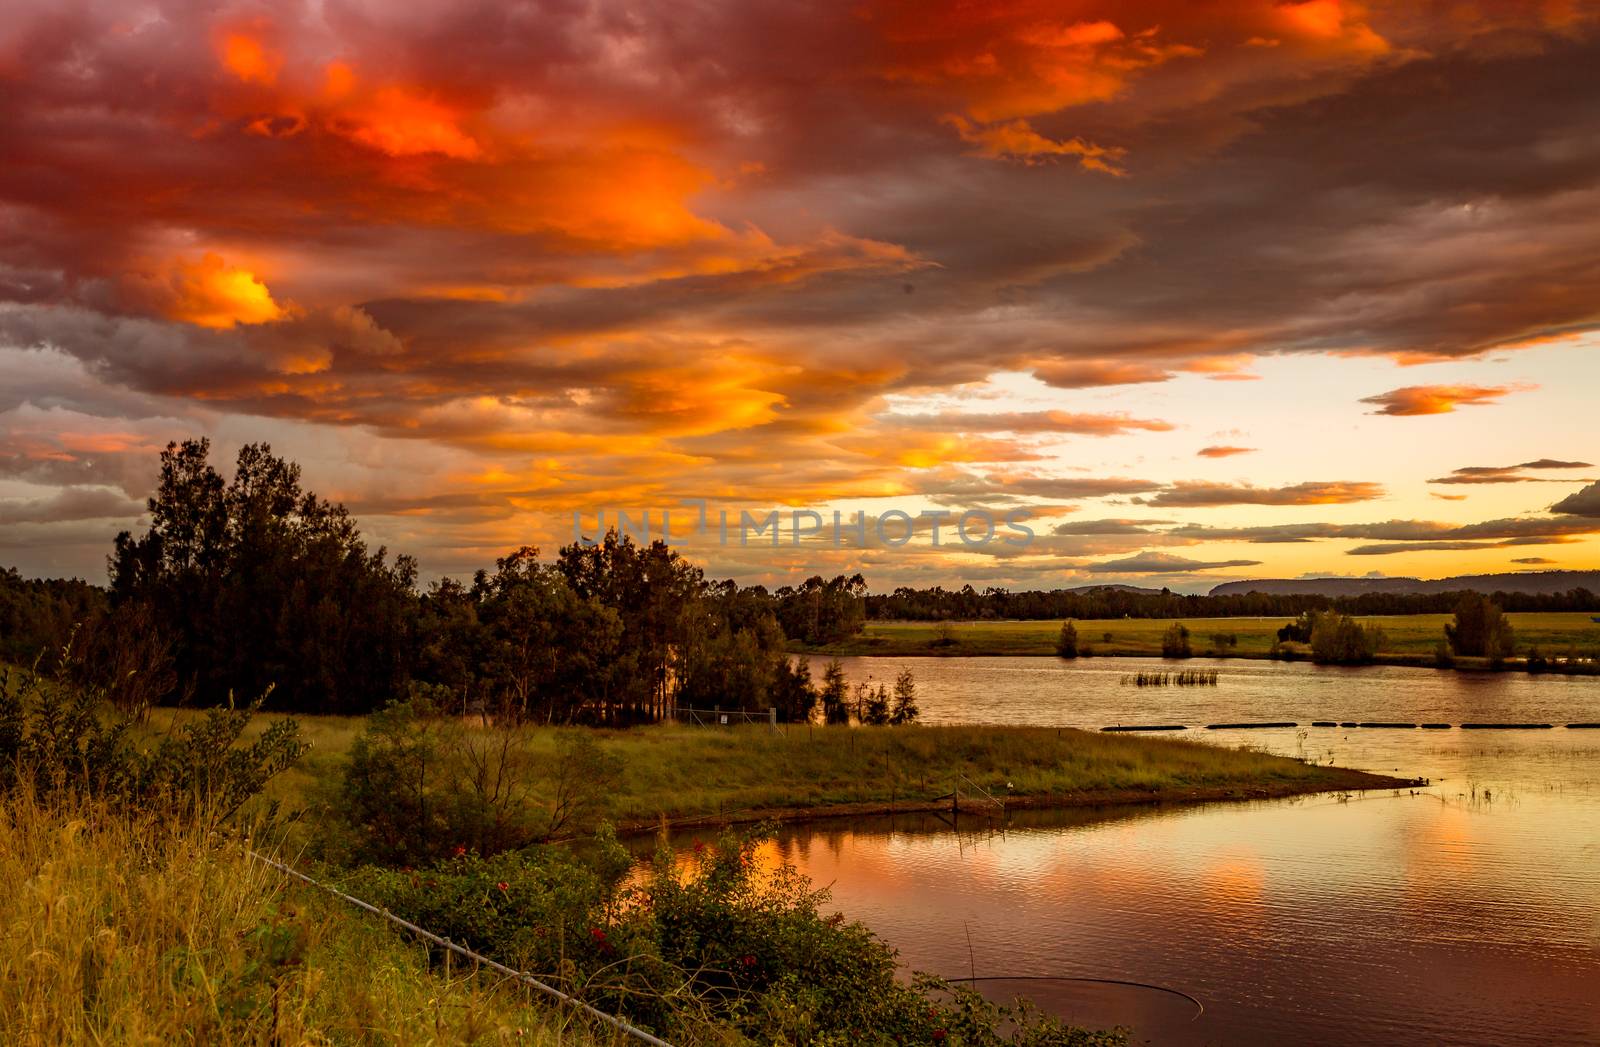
[[709, 657, 1600, 1045]]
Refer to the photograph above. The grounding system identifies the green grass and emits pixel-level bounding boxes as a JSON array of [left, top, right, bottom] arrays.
[[586, 724, 1393, 825], [139, 711, 1400, 831], [799, 612, 1600, 660]]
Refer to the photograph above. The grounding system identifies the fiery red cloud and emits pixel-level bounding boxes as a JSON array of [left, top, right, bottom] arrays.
[[2, 1, 1600, 582]]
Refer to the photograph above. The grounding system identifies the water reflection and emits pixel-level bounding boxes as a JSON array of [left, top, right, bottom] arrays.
[[660, 658, 1600, 1045]]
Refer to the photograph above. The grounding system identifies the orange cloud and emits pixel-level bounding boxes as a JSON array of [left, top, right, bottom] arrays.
[[875, 7, 1203, 123], [890, 410, 1173, 436], [1275, 0, 1388, 53], [333, 87, 483, 160], [218, 31, 282, 86], [944, 116, 1126, 174], [1360, 383, 1534, 416], [1031, 360, 1173, 388], [1197, 445, 1256, 458], [1137, 481, 1385, 506], [134, 253, 287, 329]]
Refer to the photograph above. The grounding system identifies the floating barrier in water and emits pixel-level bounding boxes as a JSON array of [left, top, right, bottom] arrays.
[[1339, 721, 1360, 728], [1311, 720, 1337, 727], [1420, 723, 1451, 729], [1567, 723, 1600, 729], [1459, 723, 1554, 730], [1357, 722, 1418, 729], [1100, 725, 1188, 732], [1204, 722, 1297, 729]]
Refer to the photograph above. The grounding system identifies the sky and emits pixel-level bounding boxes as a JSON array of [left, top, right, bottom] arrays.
[[3, 0, 1600, 592]]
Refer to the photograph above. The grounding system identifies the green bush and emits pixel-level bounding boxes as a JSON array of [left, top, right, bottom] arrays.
[[0, 657, 305, 822], [337, 699, 621, 864]]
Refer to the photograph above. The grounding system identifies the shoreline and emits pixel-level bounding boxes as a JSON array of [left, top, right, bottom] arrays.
[[613, 766, 1418, 837], [791, 643, 1600, 675]]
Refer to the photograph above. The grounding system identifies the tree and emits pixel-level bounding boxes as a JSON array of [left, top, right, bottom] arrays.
[[474, 547, 627, 723], [557, 531, 705, 721], [1308, 611, 1380, 664], [1444, 593, 1516, 663], [820, 659, 850, 725], [109, 439, 417, 713], [774, 574, 868, 645], [1055, 620, 1079, 659], [773, 656, 819, 724], [889, 668, 919, 725], [860, 683, 891, 725], [1160, 622, 1192, 658]]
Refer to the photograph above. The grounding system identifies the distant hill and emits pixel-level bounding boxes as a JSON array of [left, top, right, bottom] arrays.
[[1209, 570, 1600, 598], [1063, 584, 1169, 596]]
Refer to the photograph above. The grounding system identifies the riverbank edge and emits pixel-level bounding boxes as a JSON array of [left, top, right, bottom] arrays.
[[612, 766, 1418, 837], [790, 643, 1600, 675]]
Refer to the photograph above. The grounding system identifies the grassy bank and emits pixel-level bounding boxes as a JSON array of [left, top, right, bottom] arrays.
[[0, 788, 618, 1046], [138, 713, 1411, 834], [798, 612, 1600, 664]]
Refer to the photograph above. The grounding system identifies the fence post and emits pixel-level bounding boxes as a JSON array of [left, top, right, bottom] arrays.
[[768, 707, 777, 727]]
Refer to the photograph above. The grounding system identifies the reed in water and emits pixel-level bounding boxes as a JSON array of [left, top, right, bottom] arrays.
[[1121, 670, 1220, 687]]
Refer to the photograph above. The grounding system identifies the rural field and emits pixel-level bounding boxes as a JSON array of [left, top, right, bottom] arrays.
[[801, 612, 1600, 660]]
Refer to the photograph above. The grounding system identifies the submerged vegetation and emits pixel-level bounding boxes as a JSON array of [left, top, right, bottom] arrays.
[[1121, 670, 1220, 687]]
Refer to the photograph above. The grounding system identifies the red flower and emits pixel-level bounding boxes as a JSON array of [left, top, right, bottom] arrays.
[[589, 927, 607, 941], [741, 954, 757, 967], [692, 841, 705, 854], [932, 1030, 947, 1042], [452, 845, 467, 858], [496, 881, 509, 892]]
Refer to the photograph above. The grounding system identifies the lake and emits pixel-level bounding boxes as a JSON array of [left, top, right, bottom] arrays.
[[705, 657, 1600, 1045]]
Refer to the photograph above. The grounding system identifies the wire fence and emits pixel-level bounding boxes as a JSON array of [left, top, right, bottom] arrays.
[[244, 849, 675, 1047], [669, 706, 782, 732]]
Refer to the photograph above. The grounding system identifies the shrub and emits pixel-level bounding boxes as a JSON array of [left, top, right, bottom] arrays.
[[857, 682, 891, 725], [1160, 623, 1192, 659], [1055, 621, 1079, 659], [0, 657, 305, 823], [337, 700, 621, 864]]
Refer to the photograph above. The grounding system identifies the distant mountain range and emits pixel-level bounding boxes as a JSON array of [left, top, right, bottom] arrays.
[[1209, 570, 1600, 598]]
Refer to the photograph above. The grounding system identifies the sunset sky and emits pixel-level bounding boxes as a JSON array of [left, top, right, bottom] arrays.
[[3, 0, 1599, 591]]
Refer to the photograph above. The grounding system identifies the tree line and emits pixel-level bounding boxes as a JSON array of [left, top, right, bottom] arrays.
[[867, 583, 1600, 621], [6, 439, 1594, 716], [1, 440, 875, 722]]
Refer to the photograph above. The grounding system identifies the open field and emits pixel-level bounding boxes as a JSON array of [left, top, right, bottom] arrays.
[[797, 612, 1600, 661], [0, 788, 618, 1046], [137, 712, 1410, 833]]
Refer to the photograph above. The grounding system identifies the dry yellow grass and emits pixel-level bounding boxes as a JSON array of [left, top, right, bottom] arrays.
[[0, 784, 620, 1046]]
